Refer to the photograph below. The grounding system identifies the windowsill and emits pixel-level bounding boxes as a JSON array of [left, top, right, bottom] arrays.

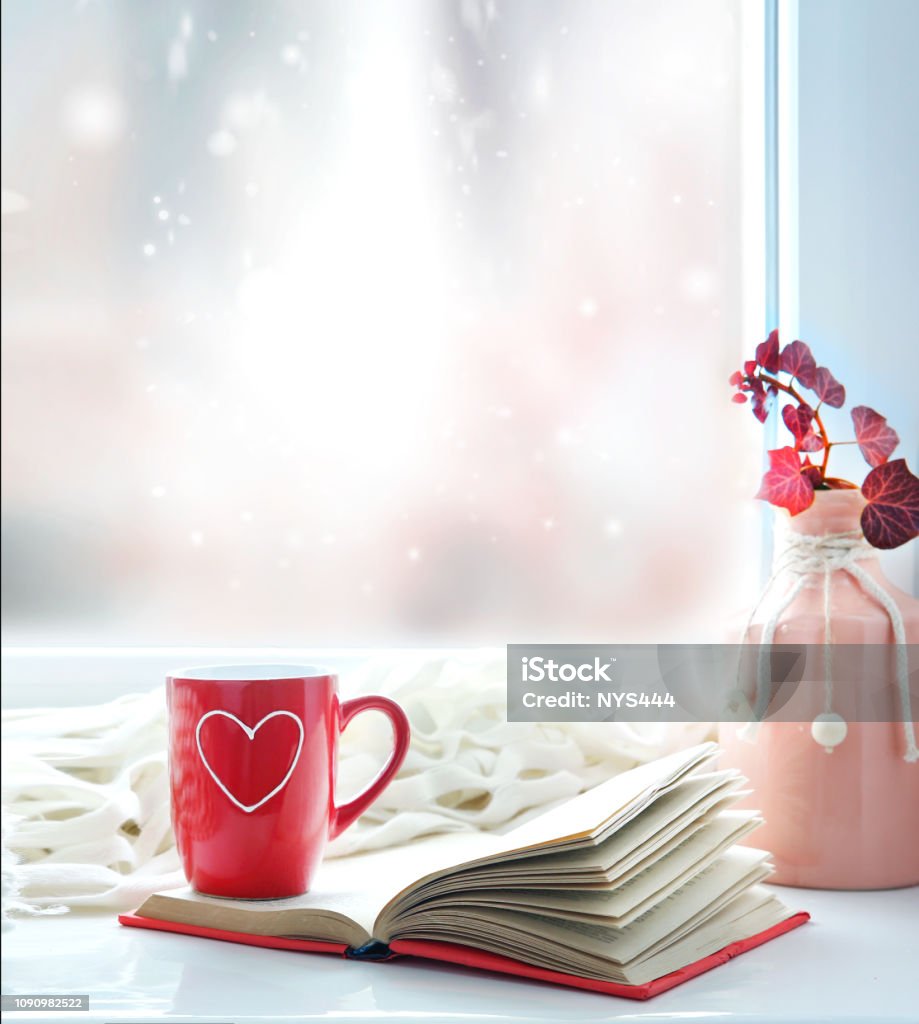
[[0, 646, 497, 708], [3, 647, 917, 1021], [2, 887, 917, 1023]]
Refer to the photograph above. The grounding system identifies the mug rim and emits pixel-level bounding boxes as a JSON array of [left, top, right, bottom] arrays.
[[167, 663, 335, 682]]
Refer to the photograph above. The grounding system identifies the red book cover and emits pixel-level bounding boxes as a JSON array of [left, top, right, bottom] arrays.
[[118, 910, 809, 1000]]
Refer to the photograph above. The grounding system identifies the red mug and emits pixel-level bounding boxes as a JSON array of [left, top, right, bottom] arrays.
[[167, 664, 411, 899]]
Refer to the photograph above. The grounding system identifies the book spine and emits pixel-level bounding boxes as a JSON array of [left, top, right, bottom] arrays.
[[345, 940, 393, 962]]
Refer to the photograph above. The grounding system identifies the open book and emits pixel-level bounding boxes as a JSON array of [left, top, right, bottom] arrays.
[[121, 743, 807, 999]]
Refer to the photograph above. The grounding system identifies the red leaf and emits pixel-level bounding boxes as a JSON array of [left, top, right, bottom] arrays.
[[782, 402, 813, 439], [744, 359, 757, 377], [780, 340, 817, 388], [781, 403, 823, 452], [860, 459, 919, 550], [750, 380, 777, 424], [755, 329, 780, 373], [755, 447, 816, 516], [823, 477, 859, 490], [813, 366, 846, 408], [851, 406, 899, 467], [801, 458, 823, 488], [732, 393, 748, 404], [729, 370, 744, 387]]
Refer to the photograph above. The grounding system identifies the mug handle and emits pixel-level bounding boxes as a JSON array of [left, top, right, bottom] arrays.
[[329, 695, 411, 839]]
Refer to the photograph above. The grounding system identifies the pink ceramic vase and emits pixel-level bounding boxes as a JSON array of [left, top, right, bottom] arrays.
[[719, 490, 919, 889]]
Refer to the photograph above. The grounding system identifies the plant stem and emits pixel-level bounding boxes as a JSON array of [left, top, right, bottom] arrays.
[[748, 373, 833, 477]]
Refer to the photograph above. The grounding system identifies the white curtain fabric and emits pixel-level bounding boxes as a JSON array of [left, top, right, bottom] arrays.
[[1, 652, 713, 920]]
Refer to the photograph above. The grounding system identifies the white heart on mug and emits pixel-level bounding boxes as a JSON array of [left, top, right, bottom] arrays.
[[195, 710, 305, 813]]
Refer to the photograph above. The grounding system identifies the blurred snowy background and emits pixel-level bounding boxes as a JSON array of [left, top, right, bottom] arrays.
[[1, 0, 762, 645]]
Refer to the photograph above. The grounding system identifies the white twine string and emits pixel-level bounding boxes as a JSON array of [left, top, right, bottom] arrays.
[[823, 567, 833, 714], [740, 529, 918, 763]]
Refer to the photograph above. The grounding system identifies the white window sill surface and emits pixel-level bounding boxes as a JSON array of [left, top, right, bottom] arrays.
[[0, 647, 487, 708], [2, 887, 917, 1023], [2, 648, 916, 1021]]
